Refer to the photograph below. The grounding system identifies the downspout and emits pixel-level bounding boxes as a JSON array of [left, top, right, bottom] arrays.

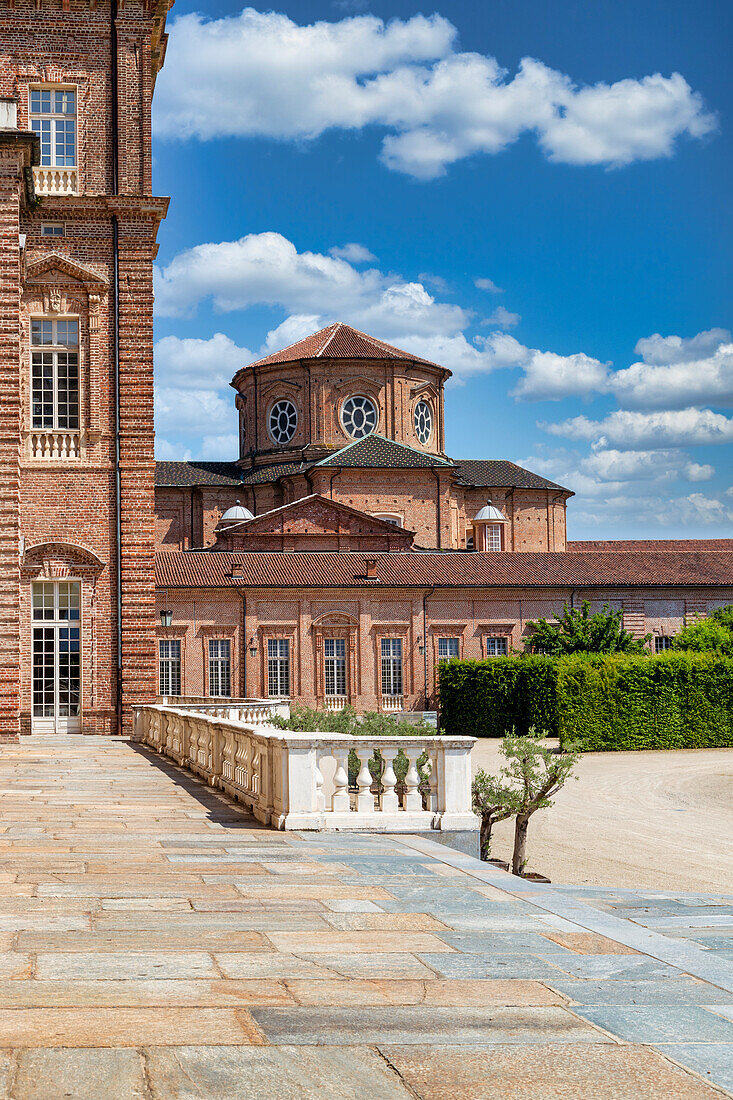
[[111, 0, 123, 734], [328, 468, 341, 500], [431, 468, 442, 549], [253, 369, 259, 453], [423, 586, 435, 710], [190, 487, 195, 548], [240, 591, 247, 698]]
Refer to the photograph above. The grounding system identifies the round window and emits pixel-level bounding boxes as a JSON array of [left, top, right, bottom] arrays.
[[268, 399, 298, 444], [414, 400, 433, 445], [341, 395, 378, 439]]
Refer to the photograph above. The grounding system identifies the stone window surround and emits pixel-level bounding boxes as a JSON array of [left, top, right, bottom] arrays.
[[19, 72, 89, 195], [313, 616, 358, 704], [155, 625, 188, 697], [259, 628, 297, 699], [374, 627, 411, 705], [198, 624, 238, 699]]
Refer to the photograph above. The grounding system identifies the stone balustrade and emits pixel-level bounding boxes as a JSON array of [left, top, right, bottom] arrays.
[[28, 429, 80, 461], [156, 697, 290, 725], [132, 705, 477, 834], [33, 165, 78, 195]]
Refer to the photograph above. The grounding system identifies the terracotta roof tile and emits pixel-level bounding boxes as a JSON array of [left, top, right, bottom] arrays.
[[453, 460, 570, 493], [315, 434, 453, 469], [568, 539, 733, 552], [243, 322, 443, 370], [155, 549, 733, 590]]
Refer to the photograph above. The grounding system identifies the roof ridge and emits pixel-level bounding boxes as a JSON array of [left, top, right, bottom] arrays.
[[315, 322, 342, 357]]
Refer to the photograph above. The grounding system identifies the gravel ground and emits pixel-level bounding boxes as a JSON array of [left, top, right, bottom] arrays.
[[470, 743, 733, 893]]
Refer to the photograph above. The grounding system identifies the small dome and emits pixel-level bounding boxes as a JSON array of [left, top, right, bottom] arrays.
[[473, 499, 507, 523], [219, 500, 254, 525]]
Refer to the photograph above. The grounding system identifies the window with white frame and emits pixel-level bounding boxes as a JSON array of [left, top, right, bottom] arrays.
[[324, 638, 347, 697], [41, 223, 65, 238], [484, 635, 508, 657], [208, 639, 231, 697], [31, 318, 79, 432], [654, 636, 673, 653], [372, 513, 403, 527], [438, 637, 460, 663], [267, 638, 290, 696], [487, 524, 502, 551], [158, 639, 181, 696], [381, 637, 403, 697], [29, 87, 76, 168]]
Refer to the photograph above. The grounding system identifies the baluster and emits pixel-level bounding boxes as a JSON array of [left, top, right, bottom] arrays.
[[380, 747, 399, 813], [331, 748, 351, 812], [356, 751, 375, 813], [315, 754, 326, 812], [403, 750, 422, 811], [428, 753, 439, 813]]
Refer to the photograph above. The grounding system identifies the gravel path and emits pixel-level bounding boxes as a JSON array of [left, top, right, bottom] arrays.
[[470, 744, 733, 892]]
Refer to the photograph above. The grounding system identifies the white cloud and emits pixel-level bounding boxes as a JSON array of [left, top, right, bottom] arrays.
[[511, 349, 609, 401], [475, 277, 503, 293], [684, 462, 715, 482], [200, 434, 239, 460], [329, 243, 377, 263], [154, 332, 252, 388], [609, 329, 733, 410], [543, 407, 733, 449], [155, 437, 192, 461], [154, 9, 716, 179], [572, 491, 733, 530], [487, 306, 520, 329], [155, 387, 233, 439]]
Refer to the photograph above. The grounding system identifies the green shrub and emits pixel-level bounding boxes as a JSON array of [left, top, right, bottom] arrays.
[[556, 652, 733, 751], [438, 655, 559, 738]]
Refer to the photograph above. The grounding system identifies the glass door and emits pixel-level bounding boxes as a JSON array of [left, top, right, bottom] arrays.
[[32, 581, 81, 733]]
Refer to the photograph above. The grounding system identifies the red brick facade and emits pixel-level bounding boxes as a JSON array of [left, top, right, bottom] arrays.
[[0, 1, 170, 737]]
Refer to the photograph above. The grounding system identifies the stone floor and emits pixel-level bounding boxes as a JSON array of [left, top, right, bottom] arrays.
[[0, 736, 731, 1099]]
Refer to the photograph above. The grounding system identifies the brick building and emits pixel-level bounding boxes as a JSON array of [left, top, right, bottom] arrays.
[[154, 324, 733, 714], [0, 0, 171, 738]]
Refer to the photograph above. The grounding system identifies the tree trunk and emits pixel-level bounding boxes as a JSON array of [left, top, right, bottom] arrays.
[[512, 814, 530, 876], [480, 814, 493, 861]]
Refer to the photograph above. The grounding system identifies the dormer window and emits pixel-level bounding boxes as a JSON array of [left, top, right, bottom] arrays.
[[29, 86, 78, 195]]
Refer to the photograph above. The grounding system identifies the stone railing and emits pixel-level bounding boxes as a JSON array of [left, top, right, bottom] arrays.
[[156, 697, 290, 725], [132, 705, 477, 834], [28, 429, 81, 461], [33, 165, 78, 196], [381, 694, 404, 712]]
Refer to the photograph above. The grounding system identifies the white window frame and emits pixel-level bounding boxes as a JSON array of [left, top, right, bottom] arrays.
[[31, 580, 82, 731], [29, 85, 77, 168], [159, 639, 181, 696], [208, 638, 232, 698], [324, 637, 347, 697], [41, 223, 66, 238], [31, 317, 80, 432], [267, 638, 290, 697], [437, 637, 460, 663], [654, 636, 673, 653], [380, 637, 403, 697], [371, 512, 403, 527], [341, 394, 378, 439], [484, 635, 508, 657], [487, 524, 502, 552], [414, 399, 433, 445], [268, 399, 298, 445]]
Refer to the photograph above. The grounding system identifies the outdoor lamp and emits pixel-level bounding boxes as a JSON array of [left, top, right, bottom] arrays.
[[160, 610, 172, 627]]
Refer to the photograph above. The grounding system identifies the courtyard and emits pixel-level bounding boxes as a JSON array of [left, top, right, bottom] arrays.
[[0, 737, 730, 1098]]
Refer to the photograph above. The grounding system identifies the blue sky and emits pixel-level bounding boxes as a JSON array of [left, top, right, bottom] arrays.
[[151, 0, 732, 539]]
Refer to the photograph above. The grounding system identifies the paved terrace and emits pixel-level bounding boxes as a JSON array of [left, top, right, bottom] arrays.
[[0, 738, 731, 1100]]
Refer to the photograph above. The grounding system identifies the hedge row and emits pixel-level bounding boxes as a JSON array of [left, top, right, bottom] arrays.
[[439, 652, 733, 751]]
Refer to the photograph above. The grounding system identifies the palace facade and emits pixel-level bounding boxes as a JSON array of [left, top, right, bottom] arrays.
[[0, 6, 730, 738], [154, 323, 733, 716]]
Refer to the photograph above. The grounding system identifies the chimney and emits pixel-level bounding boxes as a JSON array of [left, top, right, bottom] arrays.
[[231, 563, 245, 579], [0, 99, 18, 130], [365, 559, 377, 579]]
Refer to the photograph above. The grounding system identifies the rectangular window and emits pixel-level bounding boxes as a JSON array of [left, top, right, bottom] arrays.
[[381, 637, 403, 697], [208, 639, 231, 697], [267, 638, 290, 697], [29, 87, 76, 168], [484, 635, 508, 657], [31, 318, 79, 431], [324, 638, 347, 697], [41, 223, 65, 237], [654, 636, 673, 653], [488, 524, 502, 551], [158, 639, 181, 696], [438, 637, 460, 662]]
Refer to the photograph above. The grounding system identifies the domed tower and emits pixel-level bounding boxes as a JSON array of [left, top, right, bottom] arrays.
[[231, 323, 451, 467], [472, 500, 509, 552]]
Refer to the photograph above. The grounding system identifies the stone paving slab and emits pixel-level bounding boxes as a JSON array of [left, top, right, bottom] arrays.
[[1, 736, 731, 1098]]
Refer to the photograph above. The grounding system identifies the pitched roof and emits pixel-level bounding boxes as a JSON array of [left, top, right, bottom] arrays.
[[315, 434, 453, 469], [156, 549, 733, 590], [568, 539, 733, 552], [237, 461, 312, 485], [155, 461, 243, 488], [216, 494, 415, 538], [453, 460, 571, 493], [243, 323, 443, 370]]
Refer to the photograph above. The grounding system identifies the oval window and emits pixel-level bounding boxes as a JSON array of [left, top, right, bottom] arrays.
[[341, 395, 378, 439], [268, 399, 297, 444], [414, 400, 432, 445]]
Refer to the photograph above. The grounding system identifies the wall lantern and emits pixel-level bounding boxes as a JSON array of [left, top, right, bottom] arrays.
[[160, 610, 173, 627], [248, 636, 258, 659], [417, 634, 425, 656]]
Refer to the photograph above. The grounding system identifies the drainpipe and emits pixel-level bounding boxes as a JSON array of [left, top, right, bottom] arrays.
[[431, 468, 442, 548], [240, 591, 247, 697], [328, 468, 341, 500], [111, 0, 123, 734], [423, 586, 434, 710]]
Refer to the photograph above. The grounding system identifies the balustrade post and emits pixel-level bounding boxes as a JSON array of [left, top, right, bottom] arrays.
[[380, 747, 399, 813], [331, 747, 351, 813], [436, 739, 479, 830]]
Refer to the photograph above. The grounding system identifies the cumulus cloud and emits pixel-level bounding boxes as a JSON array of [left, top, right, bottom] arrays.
[[543, 407, 733, 449], [155, 332, 252, 388], [487, 306, 520, 329], [510, 350, 610, 401], [475, 278, 503, 293], [609, 329, 733, 410], [154, 9, 716, 179], [573, 491, 733, 530], [329, 243, 377, 263]]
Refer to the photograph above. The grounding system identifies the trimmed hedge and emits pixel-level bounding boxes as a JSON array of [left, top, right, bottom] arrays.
[[438, 655, 559, 739], [439, 652, 733, 751], [557, 652, 733, 751]]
